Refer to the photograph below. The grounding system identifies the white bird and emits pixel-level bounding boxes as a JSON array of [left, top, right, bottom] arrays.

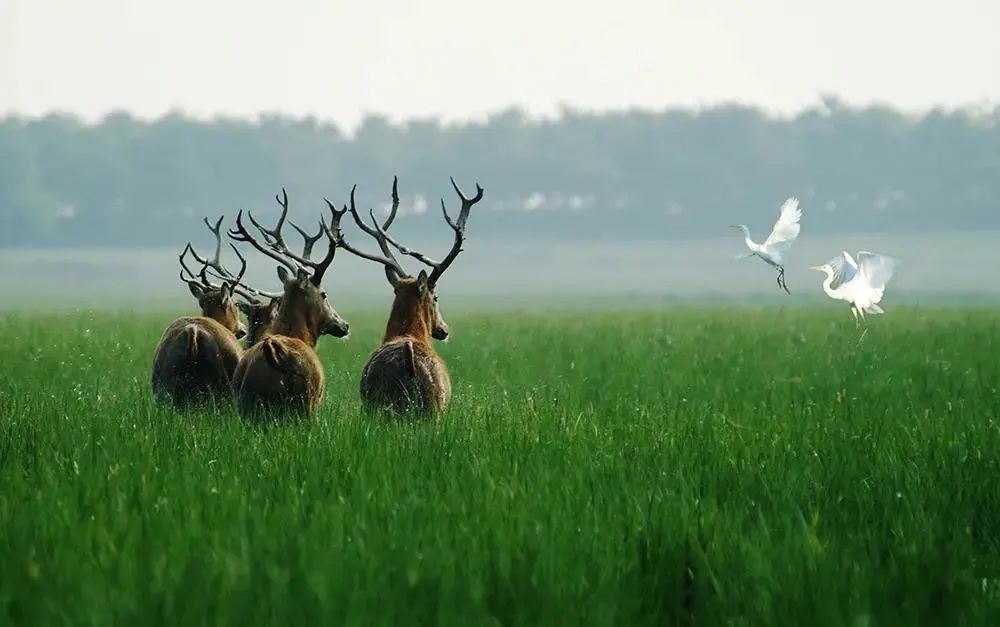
[[731, 197, 802, 294], [810, 251, 898, 324]]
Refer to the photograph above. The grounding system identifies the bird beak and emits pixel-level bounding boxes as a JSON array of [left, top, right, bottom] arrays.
[[728, 225, 739, 230], [808, 265, 822, 271]]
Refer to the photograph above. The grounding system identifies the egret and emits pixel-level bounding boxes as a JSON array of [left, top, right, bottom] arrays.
[[731, 197, 802, 294], [810, 251, 898, 325]]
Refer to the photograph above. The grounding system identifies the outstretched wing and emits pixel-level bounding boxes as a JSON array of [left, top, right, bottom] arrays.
[[762, 197, 802, 253], [856, 251, 897, 291], [828, 250, 858, 290]]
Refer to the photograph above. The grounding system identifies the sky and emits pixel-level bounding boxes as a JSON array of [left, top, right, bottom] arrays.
[[3, 0, 999, 130]]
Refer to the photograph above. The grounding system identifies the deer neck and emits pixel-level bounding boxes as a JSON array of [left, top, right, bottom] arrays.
[[271, 304, 319, 347], [383, 295, 432, 345]]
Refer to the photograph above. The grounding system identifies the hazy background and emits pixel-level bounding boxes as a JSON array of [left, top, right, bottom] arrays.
[[2, 0, 999, 307]]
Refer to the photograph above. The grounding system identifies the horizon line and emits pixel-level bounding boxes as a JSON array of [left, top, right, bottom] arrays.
[[4, 95, 1000, 134]]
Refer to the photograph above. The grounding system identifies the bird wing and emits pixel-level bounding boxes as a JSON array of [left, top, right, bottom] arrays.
[[828, 250, 858, 290], [856, 251, 897, 291], [762, 197, 802, 253], [842, 250, 858, 271]]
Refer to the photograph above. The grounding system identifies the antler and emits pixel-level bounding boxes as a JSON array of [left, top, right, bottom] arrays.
[[324, 195, 407, 285], [247, 188, 291, 251], [289, 220, 324, 260], [186, 217, 231, 277], [180, 216, 249, 290], [229, 210, 297, 272], [345, 182, 410, 284], [178, 244, 206, 290], [348, 177, 439, 270], [183, 216, 278, 301], [337, 177, 483, 287], [229, 189, 338, 286], [427, 177, 483, 286], [179, 240, 247, 290]]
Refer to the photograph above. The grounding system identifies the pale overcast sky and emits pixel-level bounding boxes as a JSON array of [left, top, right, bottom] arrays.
[[2, 0, 998, 130]]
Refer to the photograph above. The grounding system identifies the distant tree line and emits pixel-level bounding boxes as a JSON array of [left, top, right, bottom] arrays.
[[1, 98, 998, 247]]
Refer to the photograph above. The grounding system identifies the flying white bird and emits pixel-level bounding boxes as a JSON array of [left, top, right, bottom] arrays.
[[731, 197, 802, 294], [810, 251, 898, 324]]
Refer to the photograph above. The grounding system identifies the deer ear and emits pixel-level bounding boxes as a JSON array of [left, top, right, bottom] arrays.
[[296, 267, 310, 283], [220, 282, 232, 301], [188, 282, 205, 299], [268, 297, 280, 314], [276, 266, 291, 284], [416, 269, 429, 294]]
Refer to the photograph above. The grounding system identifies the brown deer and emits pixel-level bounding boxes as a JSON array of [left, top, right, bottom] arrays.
[[335, 177, 483, 416], [228, 188, 350, 420], [151, 217, 251, 409]]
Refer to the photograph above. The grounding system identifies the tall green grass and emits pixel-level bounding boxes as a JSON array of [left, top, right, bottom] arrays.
[[0, 307, 998, 625]]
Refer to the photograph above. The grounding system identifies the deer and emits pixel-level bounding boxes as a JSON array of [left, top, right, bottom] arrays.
[[228, 188, 350, 420], [151, 216, 252, 409], [334, 176, 483, 416]]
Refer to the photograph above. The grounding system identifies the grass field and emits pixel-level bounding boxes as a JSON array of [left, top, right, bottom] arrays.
[[1, 306, 998, 625]]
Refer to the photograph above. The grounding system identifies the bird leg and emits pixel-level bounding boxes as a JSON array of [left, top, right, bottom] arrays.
[[856, 327, 869, 347], [850, 305, 860, 327], [776, 266, 790, 294]]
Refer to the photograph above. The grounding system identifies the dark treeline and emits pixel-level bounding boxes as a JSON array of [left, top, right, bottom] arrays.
[[1, 98, 998, 248]]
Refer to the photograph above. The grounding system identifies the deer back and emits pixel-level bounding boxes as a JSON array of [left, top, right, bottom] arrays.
[[360, 338, 451, 416], [233, 335, 325, 420], [152, 316, 243, 409]]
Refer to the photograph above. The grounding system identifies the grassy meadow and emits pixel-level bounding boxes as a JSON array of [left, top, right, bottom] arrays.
[[0, 306, 998, 625]]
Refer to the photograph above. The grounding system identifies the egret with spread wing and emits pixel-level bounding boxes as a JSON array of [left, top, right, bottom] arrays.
[[731, 197, 802, 294], [810, 251, 898, 325]]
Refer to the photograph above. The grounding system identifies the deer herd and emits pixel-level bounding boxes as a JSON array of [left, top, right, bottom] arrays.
[[151, 177, 483, 419]]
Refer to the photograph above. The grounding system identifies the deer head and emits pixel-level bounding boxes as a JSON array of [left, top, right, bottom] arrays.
[[178, 217, 251, 340], [229, 189, 349, 343], [238, 297, 281, 346]]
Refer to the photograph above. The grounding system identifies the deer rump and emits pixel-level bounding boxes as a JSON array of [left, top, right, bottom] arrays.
[[152, 317, 241, 408], [232, 336, 325, 419], [360, 339, 451, 416]]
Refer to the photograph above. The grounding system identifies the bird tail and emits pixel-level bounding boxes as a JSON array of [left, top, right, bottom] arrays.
[[864, 303, 885, 315]]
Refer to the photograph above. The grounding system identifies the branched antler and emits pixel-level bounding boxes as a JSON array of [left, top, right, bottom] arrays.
[[180, 217, 249, 290], [229, 189, 338, 286], [347, 178, 438, 270], [324, 197, 406, 284], [289, 220, 324, 260], [179, 239, 248, 295], [229, 210, 298, 273], [428, 177, 484, 286], [186, 216, 233, 277], [338, 177, 483, 287], [182, 216, 278, 301], [247, 188, 290, 251]]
